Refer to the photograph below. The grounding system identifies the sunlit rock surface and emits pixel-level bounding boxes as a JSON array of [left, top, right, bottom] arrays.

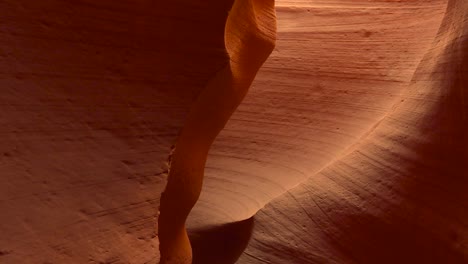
[[0, 0, 466, 263]]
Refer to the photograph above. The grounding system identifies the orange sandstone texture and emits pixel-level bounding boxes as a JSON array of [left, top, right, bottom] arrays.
[[239, 0, 468, 263], [1, 0, 467, 263], [189, 0, 449, 227], [158, 0, 276, 263], [0, 0, 232, 263]]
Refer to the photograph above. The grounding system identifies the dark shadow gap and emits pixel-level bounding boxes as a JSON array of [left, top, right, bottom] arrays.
[[189, 217, 254, 264]]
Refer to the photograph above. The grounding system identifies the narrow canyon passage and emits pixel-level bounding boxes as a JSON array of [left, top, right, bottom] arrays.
[[1, 0, 466, 263]]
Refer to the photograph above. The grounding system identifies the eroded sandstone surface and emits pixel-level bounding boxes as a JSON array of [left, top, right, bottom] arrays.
[[1, 0, 466, 263]]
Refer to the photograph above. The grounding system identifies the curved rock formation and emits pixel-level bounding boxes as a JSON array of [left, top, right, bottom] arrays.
[[158, 0, 276, 263], [189, 0, 451, 228], [238, 0, 468, 263], [0, 0, 466, 263]]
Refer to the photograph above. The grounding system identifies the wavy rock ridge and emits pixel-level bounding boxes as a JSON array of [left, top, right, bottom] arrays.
[[189, 0, 450, 227], [158, 0, 276, 263], [239, 0, 468, 263]]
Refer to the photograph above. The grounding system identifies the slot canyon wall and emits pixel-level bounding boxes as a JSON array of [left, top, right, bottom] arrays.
[[0, 0, 466, 263]]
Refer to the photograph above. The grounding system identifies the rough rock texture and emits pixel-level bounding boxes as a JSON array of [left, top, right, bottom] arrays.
[[190, 0, 450, 227], [1, 1, 232, 263], [239, 0, 468, 263], [1, 0, 466, 263]]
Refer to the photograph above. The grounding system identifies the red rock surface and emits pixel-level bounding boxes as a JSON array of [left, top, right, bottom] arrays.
[[0, 0, 466, 263]]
